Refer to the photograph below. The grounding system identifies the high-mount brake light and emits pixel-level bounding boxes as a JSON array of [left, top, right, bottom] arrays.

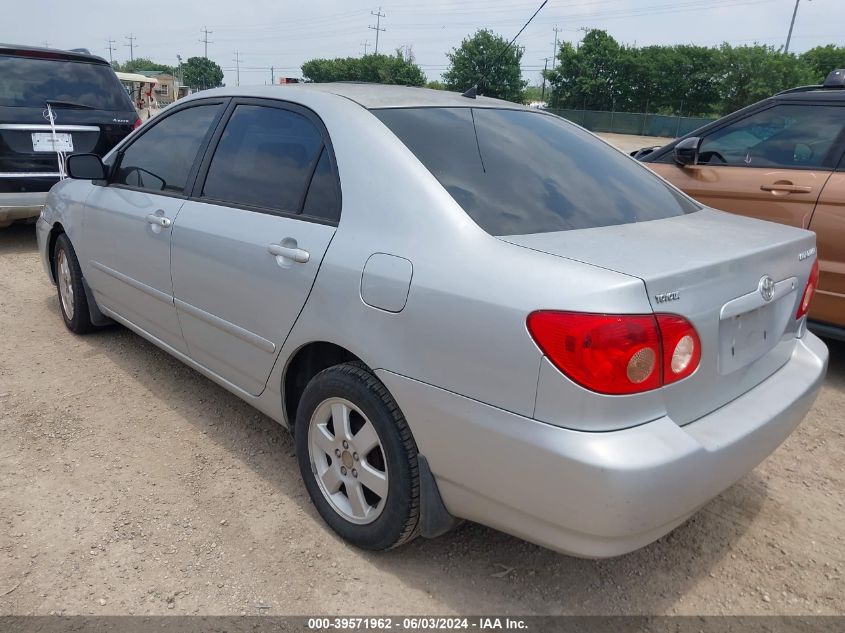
[[527, 311, 701, 395], [796, 258, 819, 319]]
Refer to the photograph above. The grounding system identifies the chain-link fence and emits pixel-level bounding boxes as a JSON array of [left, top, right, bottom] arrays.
[[549, 108, 716, 138]]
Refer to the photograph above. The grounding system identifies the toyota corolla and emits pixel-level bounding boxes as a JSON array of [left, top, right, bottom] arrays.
[[36, 84, 828, 557]]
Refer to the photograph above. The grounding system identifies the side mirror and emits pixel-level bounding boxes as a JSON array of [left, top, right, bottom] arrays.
[[673, 137, 701, 167], [66, 153, 107, 180]]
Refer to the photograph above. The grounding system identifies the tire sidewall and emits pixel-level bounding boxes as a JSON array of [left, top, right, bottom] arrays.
[[53, 235, 88, 333], [295, 366, 416, 550]]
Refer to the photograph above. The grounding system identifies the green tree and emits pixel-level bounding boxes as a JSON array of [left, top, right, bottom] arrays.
[[182, 57, 224, 90], [801, 45, 845, 83], [301, 51, 425, 86], [545, 30, 625, 110], [425, 80, 446, 90], [114, 57, 175, 76], [443, 29, 527, 102], [718, 44, 813, 113]]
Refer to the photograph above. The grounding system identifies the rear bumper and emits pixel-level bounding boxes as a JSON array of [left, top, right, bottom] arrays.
[[377, 332, 828, 558], [0, 191, 48, 224]]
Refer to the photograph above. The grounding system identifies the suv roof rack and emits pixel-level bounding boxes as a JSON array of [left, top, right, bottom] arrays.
[[776, 69, 845, 96]]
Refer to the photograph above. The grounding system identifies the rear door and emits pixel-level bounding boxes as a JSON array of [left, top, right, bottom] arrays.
[[808, 167, 845, 327], [649, 103, 845, 229], [83, 100, 226, 353], [0, 52, 136, 191], [170, 99, 340, 395]]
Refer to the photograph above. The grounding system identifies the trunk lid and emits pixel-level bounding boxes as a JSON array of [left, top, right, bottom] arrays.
[[502, 208, 816, 425]]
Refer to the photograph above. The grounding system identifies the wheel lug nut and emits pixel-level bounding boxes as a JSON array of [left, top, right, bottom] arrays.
[[352, 469, 358, 478], [340, 466, 347, 476], [335, 448, 341, 457], [342, 440, 349, 449], [353, 452, 359, 461]]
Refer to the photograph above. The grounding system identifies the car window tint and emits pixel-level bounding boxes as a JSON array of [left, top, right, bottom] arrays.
[[374, 107, 698, 236], [699, 104, 845, 168], [302, 148, 340, 221], [115, 104, 219, 193], [202, 105, 323, 212], [0, 55, 134, 111]]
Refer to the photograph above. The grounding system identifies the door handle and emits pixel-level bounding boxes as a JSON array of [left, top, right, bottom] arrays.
[[145, 213, 172, 227], [268, 242, 310, 263], [760, 184, 812, 194]]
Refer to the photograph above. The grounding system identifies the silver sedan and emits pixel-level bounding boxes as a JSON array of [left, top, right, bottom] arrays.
[[36, 84, 828, 557]]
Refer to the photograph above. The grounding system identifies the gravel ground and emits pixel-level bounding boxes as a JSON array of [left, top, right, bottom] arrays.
[[1, 214, 843, 616]]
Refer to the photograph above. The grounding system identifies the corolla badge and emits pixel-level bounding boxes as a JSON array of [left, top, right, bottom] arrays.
[[42, 108, 57, 122], [759, 275, 775, 302]]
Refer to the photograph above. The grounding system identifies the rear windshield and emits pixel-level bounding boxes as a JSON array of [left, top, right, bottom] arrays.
[[373, 107, 699, 236], [0, 55, 133, 111]]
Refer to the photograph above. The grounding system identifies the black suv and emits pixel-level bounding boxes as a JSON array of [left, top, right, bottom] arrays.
[[0, 44, 139, 227]]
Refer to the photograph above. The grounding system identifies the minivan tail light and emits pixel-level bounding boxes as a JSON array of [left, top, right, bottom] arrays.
[[527, 311, 701, 395], [796, 258, 819, 319]]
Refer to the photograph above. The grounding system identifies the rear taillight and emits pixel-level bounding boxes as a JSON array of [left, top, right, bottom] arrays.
[[656, 314, 701, 385], [796, 258, 819, 320], [132, 117, 142, 130], [526, 311, 701, 395]]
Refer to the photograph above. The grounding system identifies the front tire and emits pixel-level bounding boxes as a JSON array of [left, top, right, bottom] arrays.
[[295, 363, 420, 550], [53, 234, 94, 334]]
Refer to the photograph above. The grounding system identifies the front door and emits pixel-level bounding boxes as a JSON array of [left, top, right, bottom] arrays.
[[650, 103, 845, 229], [171, 101, 342, 395], [82, 101, 225, 353]]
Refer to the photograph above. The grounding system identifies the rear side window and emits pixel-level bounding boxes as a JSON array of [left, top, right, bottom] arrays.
[[115, 104, 220, 193], [373, 107, 698, 236], [698, 104, 845, 168], [302, 148, 340, 221], [0, 55, 133, 111], [202, 105, 323, 213]]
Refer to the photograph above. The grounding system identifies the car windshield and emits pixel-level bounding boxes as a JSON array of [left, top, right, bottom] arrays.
[[0, 55, 133, 111], [373, 107, 699, 236]]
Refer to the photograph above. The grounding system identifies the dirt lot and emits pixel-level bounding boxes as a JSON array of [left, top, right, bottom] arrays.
[[1, 218, 843, 616], [596, 132, 673, 153]]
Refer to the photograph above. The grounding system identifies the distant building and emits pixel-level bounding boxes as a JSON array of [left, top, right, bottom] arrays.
[[134, 70, 190, 104]]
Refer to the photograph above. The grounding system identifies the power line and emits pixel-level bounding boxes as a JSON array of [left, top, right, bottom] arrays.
[[369, 7, 386, 54], [106, 38, 117, 64], [200, 26, 214, 58], [125, 33, 137, 61]]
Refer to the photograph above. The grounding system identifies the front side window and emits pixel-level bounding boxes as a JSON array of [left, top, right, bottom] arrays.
[[114, 104, 220, 193], [698, 104, 845, 169], [202, 105, 324, 212], [373, 107, 698, 236]]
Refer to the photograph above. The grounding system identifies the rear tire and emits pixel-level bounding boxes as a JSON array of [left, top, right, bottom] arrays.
[[53, 234, 94, 335], [295, 363, 420, 550]]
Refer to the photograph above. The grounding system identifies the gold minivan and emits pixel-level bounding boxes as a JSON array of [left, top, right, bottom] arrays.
[[637, 71, 845, 339]]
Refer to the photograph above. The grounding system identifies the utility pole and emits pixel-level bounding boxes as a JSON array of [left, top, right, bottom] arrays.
[[361, 40, 369, 56], [233, 51, 242, 87], [124, 34, 136, 61], [43, 41, 50, 48], [541, 57, 549, 101], [106, 38, 117, 64], [784, 0, 806, 54], [200, 26, 213, 58], [369, 7, 386, 54], [270, 66, 275, 85], [176, 54, 183, 84], [551, 26, 561, 67]]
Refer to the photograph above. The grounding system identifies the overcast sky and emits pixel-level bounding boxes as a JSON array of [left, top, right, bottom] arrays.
[[4, 0, 839, 87]]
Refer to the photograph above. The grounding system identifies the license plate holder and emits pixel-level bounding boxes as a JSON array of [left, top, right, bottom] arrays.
[[32, 132, 73, 153], [719, 302, 779, 374]]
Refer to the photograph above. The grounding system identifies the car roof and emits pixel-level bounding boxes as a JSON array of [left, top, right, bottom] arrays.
[[196, 83, 526, 110], [0, 43, 110, 65]]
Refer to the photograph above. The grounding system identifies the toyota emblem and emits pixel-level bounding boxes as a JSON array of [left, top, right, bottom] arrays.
[[759, 275, 775, 302]]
